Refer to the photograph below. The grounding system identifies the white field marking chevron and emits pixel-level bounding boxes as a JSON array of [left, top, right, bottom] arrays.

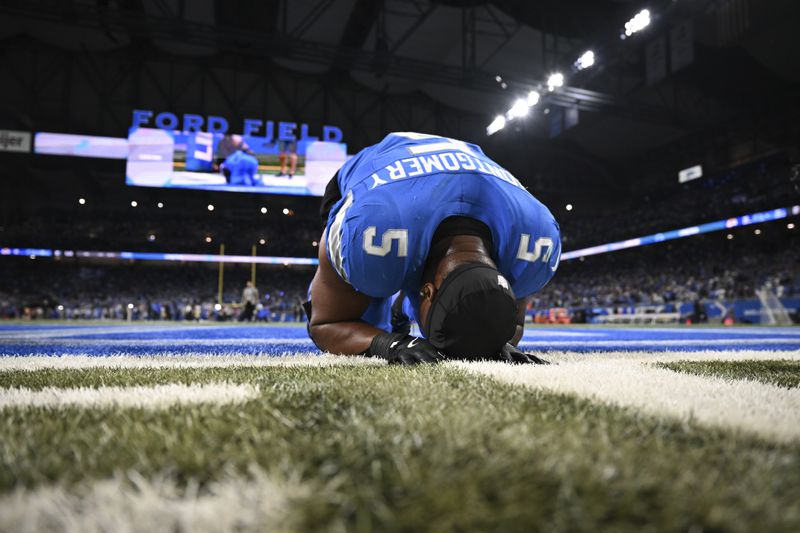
[[0, 382, 260, 409], [0, 354, 380, 371], [0, 468, 304, 533], [456, 351, 800, 443]]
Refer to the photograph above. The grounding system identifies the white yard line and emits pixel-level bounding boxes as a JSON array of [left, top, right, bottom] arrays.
[[0, 354, 380, 371], [517, 338, 800, 347], [0, 382, 261, 409], [0, 468, 303, 533], [457, 353, 800, 443]]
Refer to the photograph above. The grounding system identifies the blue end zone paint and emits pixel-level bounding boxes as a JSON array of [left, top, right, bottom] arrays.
[[0, 324, 798, 356]]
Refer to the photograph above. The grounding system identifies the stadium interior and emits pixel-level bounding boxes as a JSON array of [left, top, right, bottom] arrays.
[[1, 0, 799, 531], [1, 0, 798, 325]]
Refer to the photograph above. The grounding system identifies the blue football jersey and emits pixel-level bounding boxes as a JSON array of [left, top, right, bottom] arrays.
[[224, 151, 259, 186], [325, 132, 561, 322]]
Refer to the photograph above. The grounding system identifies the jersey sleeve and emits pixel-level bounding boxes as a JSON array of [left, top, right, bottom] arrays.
[[324, 188, 408, 298], [510, 215, 561, 299]]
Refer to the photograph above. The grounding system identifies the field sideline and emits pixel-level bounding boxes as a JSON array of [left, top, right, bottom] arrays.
[[1, 323, 799, 531]]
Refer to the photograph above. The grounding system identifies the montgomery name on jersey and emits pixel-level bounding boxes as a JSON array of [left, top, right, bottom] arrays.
[[323, 132, 561, 329]]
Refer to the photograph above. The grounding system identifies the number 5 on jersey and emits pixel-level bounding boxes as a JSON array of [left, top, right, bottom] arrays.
[[363, 227, 409, 257], [517, 234, 559, 271]]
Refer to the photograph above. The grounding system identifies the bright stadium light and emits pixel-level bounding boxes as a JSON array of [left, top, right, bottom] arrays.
[[486, 115, 506, 135], [507, 98, 529, 119], [623, 9, 651, 38], [78, 198, 86, 205], [259, 238, 266, 245], [312, 240, 319, 247], [788, 223, 796, 230], [214, 303, 222, 311], [566, 203, 573, 211], [157, 202, 164, 208], [527, 90, 540, 107], [575, 50, 595, 70], [754, 228, 762, 235], [207, 204, 214, 211], [130, 200, 138, 208], [547, 72, 564, 91], [727, 233, 734, 240], [127, 303, 134, 309], [147, 233, 156, 242], [205, 236, 212, 243], [260, 206, 267, 214], [282, 208, 290, 215]]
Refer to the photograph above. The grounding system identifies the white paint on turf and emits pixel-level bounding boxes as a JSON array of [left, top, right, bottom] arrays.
[[517, 338, 800, 347], [457, 354, 800, 443], [0, 468, 302, 533], [0, 382, 260, 409], [0, 354, 380, 371]]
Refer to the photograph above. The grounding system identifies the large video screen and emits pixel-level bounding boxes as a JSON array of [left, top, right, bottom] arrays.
[[125, 128, 346, 196]]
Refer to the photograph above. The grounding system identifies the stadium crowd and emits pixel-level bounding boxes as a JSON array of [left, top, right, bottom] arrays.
[[534, 232, 800, 311], [0, 260, 312, 322]]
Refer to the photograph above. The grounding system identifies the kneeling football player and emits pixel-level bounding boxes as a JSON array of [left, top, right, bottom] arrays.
[[306, 132, 560, 364]]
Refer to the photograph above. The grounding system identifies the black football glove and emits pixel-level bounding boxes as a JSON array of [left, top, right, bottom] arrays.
[[368, 332, 446, 365], [390, 293, 411, 336], [499, 343, 550, 365]]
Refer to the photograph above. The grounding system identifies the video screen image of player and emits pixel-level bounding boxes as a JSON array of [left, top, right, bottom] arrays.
[[126, 128, 346, 196]]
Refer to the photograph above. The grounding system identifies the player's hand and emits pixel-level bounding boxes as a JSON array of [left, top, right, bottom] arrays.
[[499, 343, 549, 365], [368, 332, 446, 365]]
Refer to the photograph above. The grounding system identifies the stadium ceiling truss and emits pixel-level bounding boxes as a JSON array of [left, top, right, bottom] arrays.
[[0, 0, 712, 133], [0, 36, 487, 151]]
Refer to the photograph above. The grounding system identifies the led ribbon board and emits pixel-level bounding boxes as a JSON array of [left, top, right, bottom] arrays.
[[561, 206, 800, 261]]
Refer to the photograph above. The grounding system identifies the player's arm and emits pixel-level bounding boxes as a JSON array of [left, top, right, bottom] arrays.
[[308, 232, 377, 355], [510, 296, 531, 346], [309, 233, 445, 364]]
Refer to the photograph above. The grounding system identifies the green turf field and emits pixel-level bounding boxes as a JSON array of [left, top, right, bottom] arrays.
[[2, 353, 799, 532]]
